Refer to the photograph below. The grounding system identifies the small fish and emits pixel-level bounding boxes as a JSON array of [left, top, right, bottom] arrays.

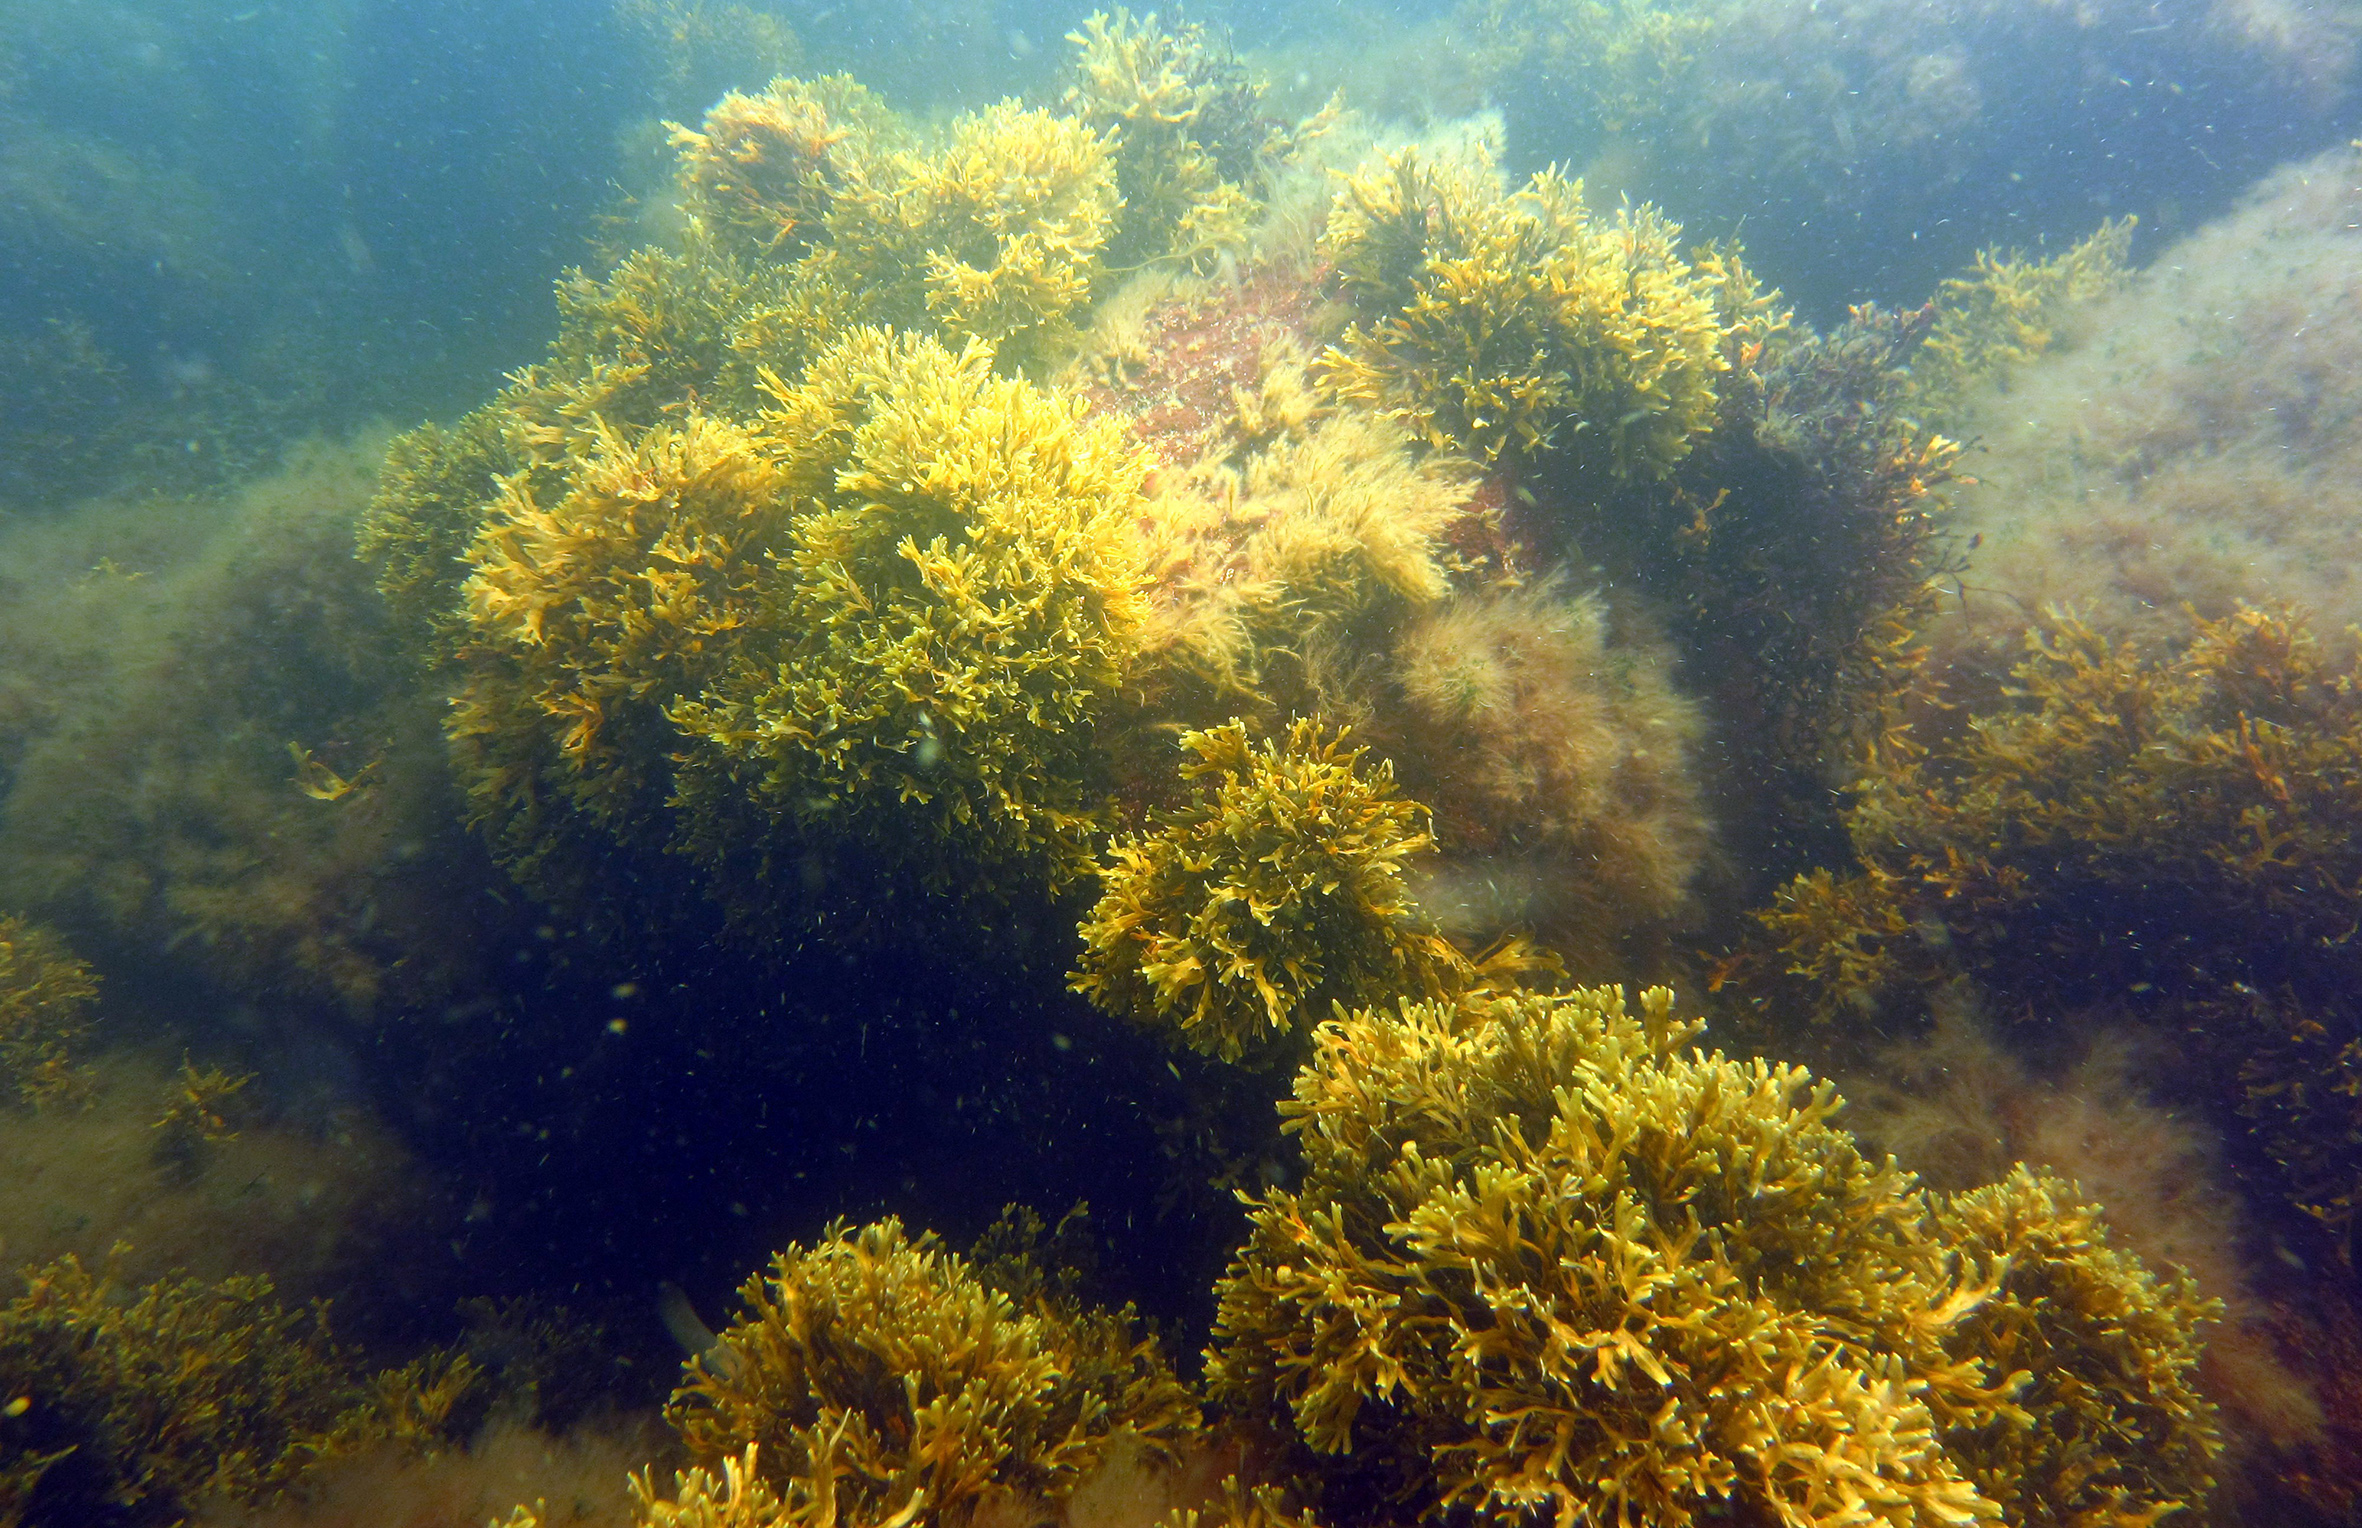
[[288, 742, 379, 801], [911, 710, 945, 773], [659, 1281, 745, 1379]]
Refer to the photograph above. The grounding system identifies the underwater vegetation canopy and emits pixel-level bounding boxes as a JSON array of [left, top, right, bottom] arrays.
[[1319, 142, 1731, 482], [19, 5, 2362, 1524], [662, 1216, 1199, 1527], [1209, 984, 2221, 1527], [1072, 719, 1476, 1065]]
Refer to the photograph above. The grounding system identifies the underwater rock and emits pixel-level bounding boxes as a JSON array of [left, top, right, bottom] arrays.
[[0, 442, 507, 1020], [1932, 143, 2362, 678]]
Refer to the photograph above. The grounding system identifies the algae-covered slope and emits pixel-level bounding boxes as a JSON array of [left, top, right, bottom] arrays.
[[1932, 143, 2362, 672]]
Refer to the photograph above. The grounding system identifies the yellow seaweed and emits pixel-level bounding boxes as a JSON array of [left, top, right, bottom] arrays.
[[1064, 9, 1280, 273], [0, 1252, 479, 1526], [1748, 605, 2362, 1245], [1320, 142, 1730, 480], [1209, 983, 2221, 1527], [446, 326, 1150, 947], [1070, 719, 1532, 1065], [664, 1218, 1199, 1528], [1903, 217, 2137, 426], [0, 914, 96, 1110]]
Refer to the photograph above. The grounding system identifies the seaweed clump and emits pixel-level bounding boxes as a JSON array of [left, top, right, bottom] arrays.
[[830, 101, 1122, 367], [1130, 405, 1477, 721], [1385, 579, 1709, 965], [1899, 219, 2137, 429], [1063, 8, 1282, 272], [648, 72, 1132, 377], [1758, 607, 2362, 1024], [1755, 606, 2362, 1245], [359, 225, 795, 667], [1319, 142, 1732, 482], [657, 1217, 1199, 1527], [367, 48, 1330, 946], [452, 326, 1151, 948], [1619, 299, 1960, 878], [668, 75, 847, 263], [1208, 984, 2221, 1527], [1070, 720, 1507, 1066], [0, 1253, 478, 1527], [0, 915, 96, 1109], [362, 68, 1120, 659], [1935, 1166, 2223, 1527]]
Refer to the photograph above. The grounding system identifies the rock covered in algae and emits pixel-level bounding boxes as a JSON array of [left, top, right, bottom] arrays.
[[1760, 605, 2362, 1021], [1926, 148, 2362, 678], [1753, 604, 2362, 1246], [659, 1216, 1199, 1528], [1069, 308, 1718, 965], [451, 325, 1152, 947], [0, 444, 504, 1020], [0, 1252, 479, 1527], [1899, 217, 2137, 432], [1207, 983, 2221, 1527]]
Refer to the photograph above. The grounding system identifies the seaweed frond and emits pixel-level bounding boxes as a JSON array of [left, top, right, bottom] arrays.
[[1071, 719, 1519, 1064], [1319, 142, 1730, 482], [0, 915, 97, 1110], [1903, 217, 2137, 426], [664, 1218, 1200, 1526]]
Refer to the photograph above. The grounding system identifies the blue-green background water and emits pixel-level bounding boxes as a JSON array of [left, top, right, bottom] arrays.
[[8, 0, 2354, 474]]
